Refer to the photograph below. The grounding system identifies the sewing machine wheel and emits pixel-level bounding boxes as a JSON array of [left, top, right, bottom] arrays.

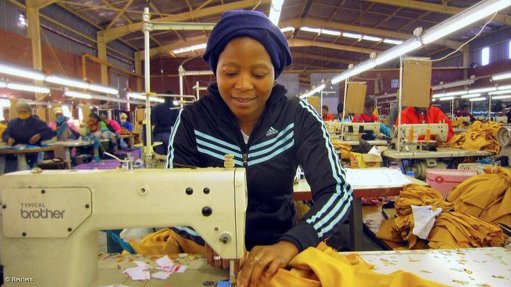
[[411, 160, 427, 179]]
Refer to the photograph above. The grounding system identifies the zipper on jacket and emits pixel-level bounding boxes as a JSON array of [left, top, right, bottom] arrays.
[[242, 152, 248, 167]]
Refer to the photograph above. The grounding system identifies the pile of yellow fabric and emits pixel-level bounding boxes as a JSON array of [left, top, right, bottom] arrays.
[[447, 120, 502, 154], [376, 184, 507, 249], [263, 242, 449, 287], [330, 138, 351, 159], [447, 166, 511, 226]]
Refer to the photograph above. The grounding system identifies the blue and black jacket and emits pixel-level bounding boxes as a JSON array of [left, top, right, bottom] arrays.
[[166, 83, 353, 251]]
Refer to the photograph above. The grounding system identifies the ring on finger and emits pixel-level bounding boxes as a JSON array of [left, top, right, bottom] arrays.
[[252, 256, 260, 263]]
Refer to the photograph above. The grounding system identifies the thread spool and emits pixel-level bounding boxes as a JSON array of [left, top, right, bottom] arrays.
[[408, 126, 414, 143], [496, 126, 511, 147], [424, 128, 431, 142], [224, 154, 235, 168]]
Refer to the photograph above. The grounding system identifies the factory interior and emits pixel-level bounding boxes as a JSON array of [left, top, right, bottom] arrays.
[[1, 0, 511, 286]]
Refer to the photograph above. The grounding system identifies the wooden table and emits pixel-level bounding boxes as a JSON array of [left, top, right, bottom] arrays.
[[0, 146, 56, 175], [382, 147, 492, 159], [96, 247, 511, 287], [294, 168, 426, 251], [46, 140, 94, 168], [119, 134, 136, 149]]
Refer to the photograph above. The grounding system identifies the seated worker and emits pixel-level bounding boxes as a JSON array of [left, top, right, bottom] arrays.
[[119, 113, 134, 133], [321, 105, 335, 121], [86, 112, 118, 149], [455, 102, 475, 123], [2, 100, 55, 171], [336, 103, 352, 122], [352, 95, 391, 138], [0, 107, 8, 140], [48, 106, 80, 141], [166, 10, 353, 287], [397, 100, 454, 142], [99, 111, 122, 134]]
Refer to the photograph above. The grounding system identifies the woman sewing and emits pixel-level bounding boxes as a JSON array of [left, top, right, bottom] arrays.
[[166, 10, 353, 287]]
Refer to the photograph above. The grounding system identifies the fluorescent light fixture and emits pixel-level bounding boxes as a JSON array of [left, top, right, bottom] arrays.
[[342, 32, 362, 40], [280, 27, 295, 33], [422, 0, 511, 44], [127, 92, 164, 103], [383, 39, 403, 45], [469, 97, 487, 102], [439, 96, 455, 101], [491, 95, 511, 100], [172, 43, 207, 54], [331, 61, 377, 84], [434, 77, 475, 90], [0, 63, 45, 81], [46, 75, 89, 89], [433, 90, 468, 98], [375, 40, 421, 66], [470, 87, 497, 94], [489, 90, 511, 95], [269, 0, 284, 26], [89, 83, 118, 95], [461, 93, 482, 98], [362, 35, 382, 42], [65, 90, 93, 99], [0, 80, 6, 88], [498, 85, 511, 90], [300, 27, 321, 34], [299, 84, 326, 99], [492, 72, 511, 81], [7, 82, 50, 93], [300, 27, 340, 36]]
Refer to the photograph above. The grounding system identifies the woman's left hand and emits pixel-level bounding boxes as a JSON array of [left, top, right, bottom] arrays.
[[237, 241, 299, 287], [29, 133, 41, 144]]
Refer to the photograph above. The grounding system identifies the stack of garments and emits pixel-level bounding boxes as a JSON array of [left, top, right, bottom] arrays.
[[376, 184, 507, 249], [263, 242, 449, 287], [447, 166, 511, 226], [330, 138, 351, 160], [447, 121, 502, 154]]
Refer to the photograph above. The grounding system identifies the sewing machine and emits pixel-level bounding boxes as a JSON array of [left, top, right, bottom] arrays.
[[338, 122, 381, 141], [490, 116, 508, 124], [393, 123, 449, 151], [0, 168, 247, 287]]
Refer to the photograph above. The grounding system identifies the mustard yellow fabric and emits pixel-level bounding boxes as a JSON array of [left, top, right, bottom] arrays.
[[447, 121, 502, 154], [129, 228, 206, 256], [447, 167, 511, 225], [0, 122, 6, 141], [263, 242, 449, 287], [376, 184, 507, 249]]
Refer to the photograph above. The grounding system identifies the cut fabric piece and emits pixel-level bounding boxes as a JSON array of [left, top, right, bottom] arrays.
[[448, 166, 511, 225], [262, 242, 449, 287], [447, 121, 502, 154]]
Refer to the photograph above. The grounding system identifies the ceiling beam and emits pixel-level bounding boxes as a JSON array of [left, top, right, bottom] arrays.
[[281, 18, 462, 49], [366, 0, 511, 25], [27, 0, 57, 9], [101, 0, 271, 42], [106, 0, 135, 29], [292, 51, 352, 66], [288, 39, 377, 55]]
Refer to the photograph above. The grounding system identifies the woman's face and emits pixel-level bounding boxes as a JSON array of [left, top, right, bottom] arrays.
[[17, 108, 31, 120], [216, 37, 275, 122]]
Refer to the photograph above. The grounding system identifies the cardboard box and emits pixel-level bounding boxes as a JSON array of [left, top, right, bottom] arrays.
[[350, 152, 382, 168], [426, 169, 478, 196]]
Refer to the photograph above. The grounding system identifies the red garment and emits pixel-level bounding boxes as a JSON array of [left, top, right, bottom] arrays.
[[397, 106, 454, 141], [352, 113, 378, 123], [106, 119, 122, 134], [322, 113, 335, 121]]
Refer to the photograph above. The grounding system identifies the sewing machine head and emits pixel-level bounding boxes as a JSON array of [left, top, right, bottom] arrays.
[[393, 123, 449, 151], [490, 116, 508, 124], [339, 122, 381, 141], [0, 168, 247, 287]]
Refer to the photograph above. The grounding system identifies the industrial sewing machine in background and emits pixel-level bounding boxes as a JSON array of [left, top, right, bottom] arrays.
[[393, 123, 449, 152], [0, 168, 247, 287], [338, 122, 381, 141]]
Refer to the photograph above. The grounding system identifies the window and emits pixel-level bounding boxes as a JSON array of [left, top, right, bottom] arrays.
[[481, 47, 490, 66]]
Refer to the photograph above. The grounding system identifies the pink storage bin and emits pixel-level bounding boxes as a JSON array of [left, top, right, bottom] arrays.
[[426, 169, 478, 196]]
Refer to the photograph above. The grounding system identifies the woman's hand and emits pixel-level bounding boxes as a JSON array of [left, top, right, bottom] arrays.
[[7, 137, 15, 146], [29, 133, 41, 144], [237, 241, 299, 287]]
